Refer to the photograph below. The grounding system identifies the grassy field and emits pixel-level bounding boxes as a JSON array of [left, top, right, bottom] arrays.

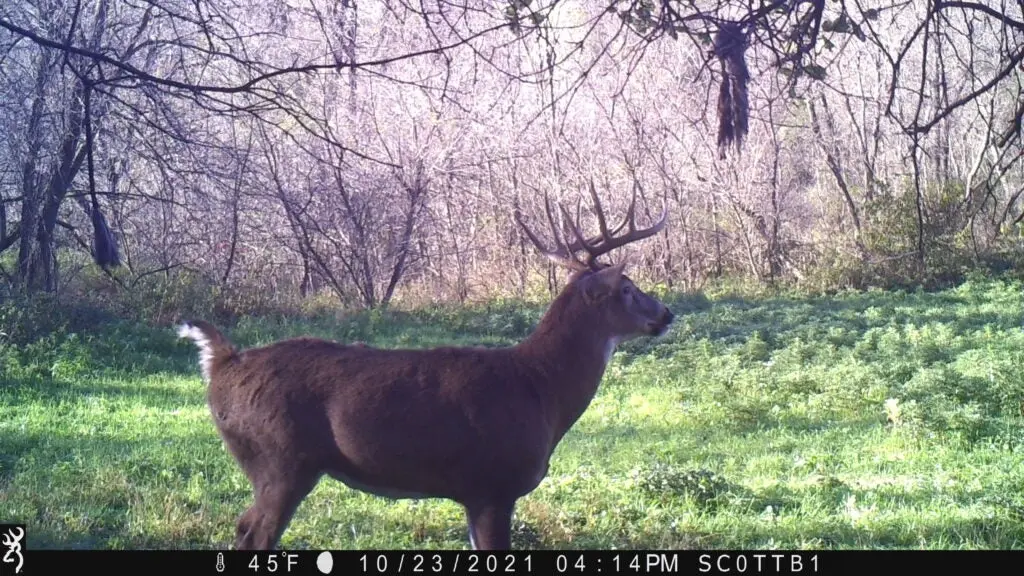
[[2, 277, 1024, 550]]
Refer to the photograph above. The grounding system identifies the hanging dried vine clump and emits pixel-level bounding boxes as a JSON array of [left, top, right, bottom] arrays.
[[83, 82, 121, 270], [714, 21, 750, 160], [90, 207, 120, 269]]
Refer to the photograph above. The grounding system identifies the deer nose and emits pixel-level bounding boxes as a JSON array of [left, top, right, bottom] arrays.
[[663, 308, 675, 324]]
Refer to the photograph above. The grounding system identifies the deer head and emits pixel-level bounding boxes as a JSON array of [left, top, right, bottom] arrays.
[[514, 179, 673, 345]]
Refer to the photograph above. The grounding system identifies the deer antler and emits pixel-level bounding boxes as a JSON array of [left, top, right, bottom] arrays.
[[514, 179, 668, 272]]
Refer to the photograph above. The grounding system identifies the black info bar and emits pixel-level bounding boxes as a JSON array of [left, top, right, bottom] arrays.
[[13, 549, 1024, 575]]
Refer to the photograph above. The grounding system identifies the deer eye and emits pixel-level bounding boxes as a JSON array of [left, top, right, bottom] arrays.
[[621, 285, 631, 295]]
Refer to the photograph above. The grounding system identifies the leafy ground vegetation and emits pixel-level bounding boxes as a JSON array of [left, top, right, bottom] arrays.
[[2, 276, 1024, 550]]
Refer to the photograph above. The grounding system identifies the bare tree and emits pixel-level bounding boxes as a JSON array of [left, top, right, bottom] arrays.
[[1, 0, 1022, 306]]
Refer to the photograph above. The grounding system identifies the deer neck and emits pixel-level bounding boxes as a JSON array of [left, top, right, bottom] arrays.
[[515, 290, 619, 441]]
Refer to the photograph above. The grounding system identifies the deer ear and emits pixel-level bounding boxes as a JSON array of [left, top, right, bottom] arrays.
[[582, 262, 626, 302]]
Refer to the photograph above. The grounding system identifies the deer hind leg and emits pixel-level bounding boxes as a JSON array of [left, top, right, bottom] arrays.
[[464, 499, 515, 550], [235, 506, 260, 547], [235, 464, 320, 550], [223, 431, 319, 549]]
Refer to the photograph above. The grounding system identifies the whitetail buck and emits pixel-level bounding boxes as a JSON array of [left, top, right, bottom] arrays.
[[178, 182, 674, 550]]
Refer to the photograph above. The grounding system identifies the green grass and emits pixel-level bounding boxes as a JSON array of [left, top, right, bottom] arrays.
[[2, 277, 1024, 550]]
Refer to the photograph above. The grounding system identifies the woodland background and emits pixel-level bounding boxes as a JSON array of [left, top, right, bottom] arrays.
[[2, 0, 1023, 320]]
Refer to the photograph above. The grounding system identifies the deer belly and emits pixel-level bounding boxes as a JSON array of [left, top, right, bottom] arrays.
[[513, 461, 550, 497], [326, 469, 435, 500]]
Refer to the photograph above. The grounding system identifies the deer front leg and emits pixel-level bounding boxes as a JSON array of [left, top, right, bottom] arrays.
[[464, 499, 515, 550]]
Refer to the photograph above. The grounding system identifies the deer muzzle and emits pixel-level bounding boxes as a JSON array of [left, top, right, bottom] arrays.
[[648, 308, 675, 336]]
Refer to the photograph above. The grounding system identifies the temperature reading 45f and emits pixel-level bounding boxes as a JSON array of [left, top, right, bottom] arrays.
[[249, 551, 300, 572]]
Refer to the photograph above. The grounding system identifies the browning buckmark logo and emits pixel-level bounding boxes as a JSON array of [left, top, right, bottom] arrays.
[[1, 525, 24, 575]]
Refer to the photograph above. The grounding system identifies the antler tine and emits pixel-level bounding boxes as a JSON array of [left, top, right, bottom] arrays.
[[580, 179, 631, 247], [573, 180, 670, 267], [560, 182, 628, 257], [558, 201, 599, 261], [546, 194, 597, 270], [588, 179, 613, 241], [541, 193, 567, 252], [513, 192, 590, 272], [625, 181, 638, 232]]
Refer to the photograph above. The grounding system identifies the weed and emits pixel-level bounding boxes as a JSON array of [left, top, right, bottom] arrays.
[[3, 278, 1024, 549]]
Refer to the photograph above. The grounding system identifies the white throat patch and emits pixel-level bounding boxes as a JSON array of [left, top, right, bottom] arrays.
[[603, 336, 623, 367]]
